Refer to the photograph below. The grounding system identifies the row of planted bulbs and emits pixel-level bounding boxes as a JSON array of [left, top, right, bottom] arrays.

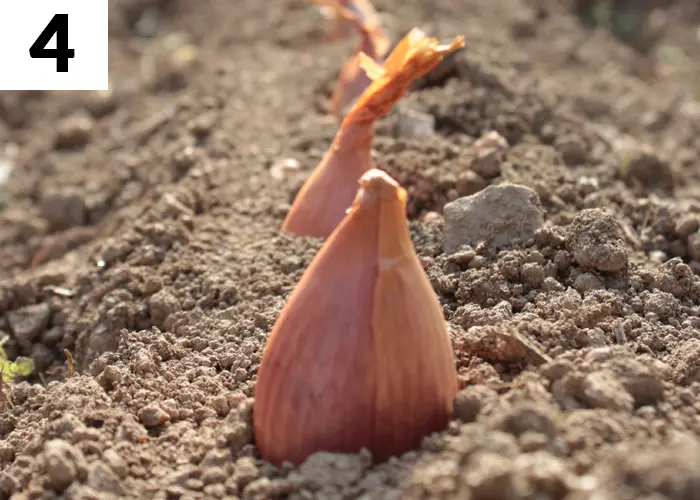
[[254, 0, 465, 466]]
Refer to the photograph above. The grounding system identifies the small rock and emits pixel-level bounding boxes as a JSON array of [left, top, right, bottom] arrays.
[[138, 402, 170, 427], [299, 452, 369, 490], [185, 478, 204, 491], [44, 439, 87, 490], [580, 371, 634, 412], [556, 135, 587, 166], [520, 262, 545, 287], [86, 89, 118, 118], [573, 272, 604, 294], [455, 170, 486, 196], [54, 114, 94, 150], [395, 107, 435, 138], [422, 211, 442, 223], [7, 303, 51, 349], [188, 111, 217, 138], [470, 148, 502, 179], [149, 289, 180, 329], [604, 357, 666, 406], [40, 187, 87, 231], [496, 402, 556, 438], [210, 394, 230, 417], [576, 175, 599, 195], [270, 158, 300, 180], [469, 255, 487, 269], [474, 130, 508, 153], [543, 276, 565, 292], [567, 209, 628, 272], [674, 216, 699, 239], [643, 290, 678, 319], [541, 359, 573, 381], [621, 152, 675, 195], [443, 184, 544, 253], [446, 248, 476, 266], [87, 461, 124, 495], [102, 449, 128, 478], [194, 406, 217, 424], [201, 467, 227, 485], [201, 448, 233, 469], [453, 385, 498, 422]]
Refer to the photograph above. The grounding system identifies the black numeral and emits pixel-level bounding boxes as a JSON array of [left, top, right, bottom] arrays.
[[29, 14, 75, 72]]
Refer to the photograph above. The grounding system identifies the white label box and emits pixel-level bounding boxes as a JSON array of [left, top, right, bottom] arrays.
[[0, 0, 108, 90]]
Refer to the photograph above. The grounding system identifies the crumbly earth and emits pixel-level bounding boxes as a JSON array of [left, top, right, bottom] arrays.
[[2, 0, 700, 498]]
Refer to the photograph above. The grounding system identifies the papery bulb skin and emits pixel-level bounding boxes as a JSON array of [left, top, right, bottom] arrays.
[[256, 169, 458, 466], [281, 30, 465, 238], [326, 0, 389, 120], [330, 34, 377, 120], [345, 29, 465, 125], [309, 0, 391, 57]]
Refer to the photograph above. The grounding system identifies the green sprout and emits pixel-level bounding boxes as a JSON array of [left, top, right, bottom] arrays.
[[0, 333, 34, 381]]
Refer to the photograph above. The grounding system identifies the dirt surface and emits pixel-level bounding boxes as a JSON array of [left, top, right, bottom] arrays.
[[2, 0, 700, 498]]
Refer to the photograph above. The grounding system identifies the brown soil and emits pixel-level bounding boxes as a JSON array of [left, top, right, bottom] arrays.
[[2, 0, 700, 498]]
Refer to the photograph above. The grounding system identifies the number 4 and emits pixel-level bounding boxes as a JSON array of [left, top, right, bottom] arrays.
[[29, 14, 75, 73]]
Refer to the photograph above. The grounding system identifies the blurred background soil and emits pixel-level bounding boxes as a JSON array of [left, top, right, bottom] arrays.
[[1, 0, 700, 498]]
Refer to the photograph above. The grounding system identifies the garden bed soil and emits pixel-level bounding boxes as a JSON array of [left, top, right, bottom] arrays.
[[2, 0, 700, 498]]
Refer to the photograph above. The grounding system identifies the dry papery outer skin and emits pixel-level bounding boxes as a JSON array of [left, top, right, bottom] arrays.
[[280, 29, 465, 238], [255, 168, 458, 466], [310, 0, 392, 120], [310, 0, 391, 57], [327, 1, 385, 120]]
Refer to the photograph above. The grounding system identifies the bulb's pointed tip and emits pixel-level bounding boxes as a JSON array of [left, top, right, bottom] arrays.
[[354, 169, 407, 207], [359, 168, 399, 190]]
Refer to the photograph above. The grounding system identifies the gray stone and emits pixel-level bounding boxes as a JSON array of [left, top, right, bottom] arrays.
[[443, 184, 544, 254], [87, 460, 124, 495], [7, 303, 51, 349], [44, 439, 87, 490], [395, 107, 435, 138], [40, 187, 87, 230]]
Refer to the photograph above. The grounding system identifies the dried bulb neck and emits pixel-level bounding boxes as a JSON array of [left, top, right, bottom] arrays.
[[334, 120, 375, 151], [343, 80, 407, 126]]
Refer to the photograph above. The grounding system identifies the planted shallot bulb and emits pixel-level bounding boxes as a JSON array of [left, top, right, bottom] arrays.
[[310, 0, 390, 119], [281, 29, 464, 238], [255, 168, 458, 466]]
